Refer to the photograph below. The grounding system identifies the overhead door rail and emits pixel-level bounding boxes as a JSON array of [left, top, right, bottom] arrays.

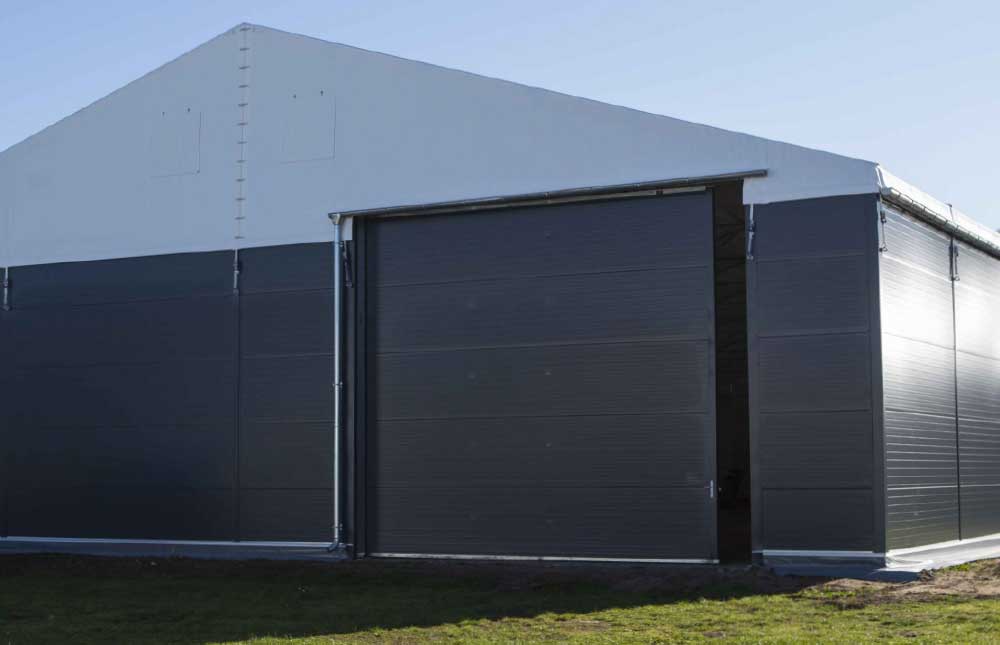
[[331, 170, 767, 220]]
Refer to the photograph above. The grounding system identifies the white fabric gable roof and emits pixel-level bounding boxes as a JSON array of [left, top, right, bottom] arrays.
[[0, 24, 991, 267]]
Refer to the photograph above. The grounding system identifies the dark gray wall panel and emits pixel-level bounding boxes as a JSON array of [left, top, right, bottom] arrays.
[[10, 252, 232, 308], [374, 415, 710, 488], [954, 245, 1000, 360], [238, 243, 333, 294], [376, 341, 710, 420], [241, 290, 334, 357], [369, 193, 716, 559], [960, 485, 1000, 539], [959, 418, 1000, 487], [884, 410, 959, 490], [237, 242, 335, 543], [8, 487, 234, 540], [880, 257, 954, 347], [5, 299, 234, 367], [959, 413, 1000, 538], [761, 489, 874, 550], [753, 193, 873, 260], [241, 356, 333, 422], [1, 242, 340, 544], [881, 209, 952, 275], [372, 487, 714, 559], [755, 256, 869, 335], [8, 361, 235, 427], [375, 266, 712, 352], [882, 335, 956, 418], [2, 252, 238, 542], [879, 208, 960, 549], [748, 194, 879, 555], [885, 487, 960, 549], [758, 411, 873, 488], [957, 352, 1000, 420], [956, 295, 1000, 360], [758, 334, 871, 413], [239, 489, 332, 542], [240, 421, 333, 489], [0, 373, 6, 536], [884, 408, 960, 547], [10, 425, 233, 489]]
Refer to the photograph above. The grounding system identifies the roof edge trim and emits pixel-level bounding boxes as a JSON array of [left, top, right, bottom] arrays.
[[878, 167, 1000, 259], [330, 170, 767, 219]]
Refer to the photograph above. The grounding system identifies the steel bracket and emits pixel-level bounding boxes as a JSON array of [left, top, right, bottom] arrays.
[[746, 205, 756, 261]]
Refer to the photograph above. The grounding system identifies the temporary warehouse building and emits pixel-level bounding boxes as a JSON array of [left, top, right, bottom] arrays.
[[0, 24, 998, 569]]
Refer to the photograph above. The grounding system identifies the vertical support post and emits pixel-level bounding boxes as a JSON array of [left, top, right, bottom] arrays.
[[950, 238, 962, 541], [232, 249, 242, 541], [869, 198, 888, 557], [1, 265, 7, 537], [878, 207, 889, 253], [329, 213, 345, 550]]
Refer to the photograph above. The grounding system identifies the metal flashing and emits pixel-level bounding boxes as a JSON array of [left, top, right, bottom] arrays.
[[878, 170, 1000, 260], [886, 531, 1000, 558], [372, 553, 719, 564], [331, 171, 766, 220], [758, 549, 883, 558], [1, 536, 330, 548]]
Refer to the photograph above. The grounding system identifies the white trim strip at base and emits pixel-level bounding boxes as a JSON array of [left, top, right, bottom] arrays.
[[887, 531, 1000, 558], [372, 552, 718, 564], [1, 536, 331, 549], [758, 549, 884, 560]]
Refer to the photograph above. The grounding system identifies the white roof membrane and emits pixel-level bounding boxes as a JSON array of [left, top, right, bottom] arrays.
[[0, 24, 994, 266]]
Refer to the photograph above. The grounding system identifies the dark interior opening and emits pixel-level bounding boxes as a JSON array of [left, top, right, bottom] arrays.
[[713, 182, 752, 562]]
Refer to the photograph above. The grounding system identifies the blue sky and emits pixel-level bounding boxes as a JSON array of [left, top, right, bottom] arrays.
[[1, 0, 997, 229]]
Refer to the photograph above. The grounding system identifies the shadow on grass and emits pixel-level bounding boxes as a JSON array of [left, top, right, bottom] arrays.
[[0, 554, 822, 644]]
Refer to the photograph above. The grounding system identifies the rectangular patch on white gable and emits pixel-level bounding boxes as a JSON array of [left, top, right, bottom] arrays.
[[281, 91, 335, 163], [149, 109, 202, 178]]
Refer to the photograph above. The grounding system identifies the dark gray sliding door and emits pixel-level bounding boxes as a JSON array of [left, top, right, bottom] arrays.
[[366, 193, 718, 560]]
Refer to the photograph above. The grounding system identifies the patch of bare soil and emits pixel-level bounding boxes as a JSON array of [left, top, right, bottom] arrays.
[[818, 559, 1000, 608]]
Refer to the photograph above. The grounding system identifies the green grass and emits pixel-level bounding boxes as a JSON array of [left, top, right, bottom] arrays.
[[1, 556, 999, 644]]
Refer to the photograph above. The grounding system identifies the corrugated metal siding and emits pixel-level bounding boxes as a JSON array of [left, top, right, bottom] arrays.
[[367, 193, 717, 559], [880, 209, 960, 549], [954, 242, 1000, 539], [0, 243, 338, 542], [881, 208, 1000, 550], [750, 194, 879, 552]]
